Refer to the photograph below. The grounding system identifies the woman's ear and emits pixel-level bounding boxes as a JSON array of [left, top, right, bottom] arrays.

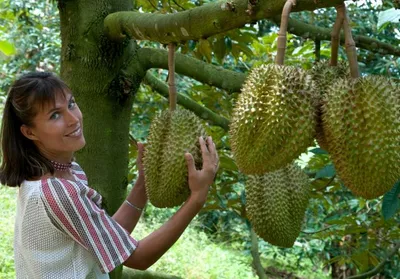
[[20, 125, 38, 141]]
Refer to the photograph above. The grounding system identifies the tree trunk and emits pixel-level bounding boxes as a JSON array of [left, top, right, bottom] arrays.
[[58, 1, 145, 278]]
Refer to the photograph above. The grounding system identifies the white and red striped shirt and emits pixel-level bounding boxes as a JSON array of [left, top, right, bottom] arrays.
[[14, 162, 138, 279]]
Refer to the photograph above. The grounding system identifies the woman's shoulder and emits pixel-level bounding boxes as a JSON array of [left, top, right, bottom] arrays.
[[39, 174, 103, 209], [71, 161, 88, 183], [71, 161, 83, 172]]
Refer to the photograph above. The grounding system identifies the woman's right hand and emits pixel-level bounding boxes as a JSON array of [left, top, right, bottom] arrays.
[[185, 136, 219, 206], [124, 137, 219, 270]]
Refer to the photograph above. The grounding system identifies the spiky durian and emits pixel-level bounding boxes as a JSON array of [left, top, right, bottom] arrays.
[[229, 64, 316, 175], [144, 108, 205, 208], [246, 163, 310, 248], [310, 61, 350, 151], [323, 76, 400, 199]]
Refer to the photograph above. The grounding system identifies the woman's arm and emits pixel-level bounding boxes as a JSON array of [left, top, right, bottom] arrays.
[[112, 143, 148, 233], [123, 136, 219, 270]]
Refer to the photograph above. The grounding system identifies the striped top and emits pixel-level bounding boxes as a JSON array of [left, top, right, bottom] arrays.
[[14, 162, 138, 279]]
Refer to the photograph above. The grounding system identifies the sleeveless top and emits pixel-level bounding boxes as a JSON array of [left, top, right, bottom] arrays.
[[14, 162, 138, 279]]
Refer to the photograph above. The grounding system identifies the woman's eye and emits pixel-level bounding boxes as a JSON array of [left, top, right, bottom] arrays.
[[50, 112, 60, 120], [68, 99, 76, 109]]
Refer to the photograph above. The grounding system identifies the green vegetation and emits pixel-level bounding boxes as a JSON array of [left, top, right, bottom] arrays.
[[0, 187, 17, 279]]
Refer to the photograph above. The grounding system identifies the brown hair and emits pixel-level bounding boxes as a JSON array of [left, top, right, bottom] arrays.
[[0, 72, 70, 186]]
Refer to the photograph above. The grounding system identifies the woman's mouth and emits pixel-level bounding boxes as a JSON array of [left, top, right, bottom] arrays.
[[66, 127, 82, 137]]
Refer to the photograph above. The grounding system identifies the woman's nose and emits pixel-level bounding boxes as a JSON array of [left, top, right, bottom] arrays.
[[66, 110, 79, 125]]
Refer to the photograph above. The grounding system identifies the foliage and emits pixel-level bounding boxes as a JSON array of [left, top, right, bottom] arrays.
[[0, 187, 17, 279], [304, 151, 400, 278], [0, 0, 60, 96], [382, 182, 400, 220]]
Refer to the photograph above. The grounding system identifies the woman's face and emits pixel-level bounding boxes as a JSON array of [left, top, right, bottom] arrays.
[[21, 90, 86, 161]]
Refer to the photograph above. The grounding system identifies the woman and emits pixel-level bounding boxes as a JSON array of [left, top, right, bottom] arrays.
[[0, 72, 219, 278]]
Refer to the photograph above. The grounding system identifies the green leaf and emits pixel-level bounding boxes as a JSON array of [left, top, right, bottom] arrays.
[[382, 181, 400, 220], [213, 36, 227, 64], [0, 41, 16, 56], [351, 251, 369, 272], [310, 148, 328, 155], [219, 155, 238, 172], [224, 37, 232, 52], [188, 40, 196, 51], [198, 39, 212, 63], [315, 164, 336, 179], [236, 42, 254, 58], [378, 8, 400, 31]]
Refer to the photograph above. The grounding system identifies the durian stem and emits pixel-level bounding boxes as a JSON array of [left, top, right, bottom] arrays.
[[337, 4, 360, 78], [275, 0, 296, 65], [330, 5, 344, 67], [250, 228, 268, 279], [168, 43, 177, 111]]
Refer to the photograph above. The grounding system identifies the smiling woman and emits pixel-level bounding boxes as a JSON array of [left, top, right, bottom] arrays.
[[0, 72, 219, 279], [19, 82, 86, 176]]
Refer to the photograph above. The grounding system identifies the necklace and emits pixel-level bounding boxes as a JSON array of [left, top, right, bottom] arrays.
[[51, 160, 72, 171]]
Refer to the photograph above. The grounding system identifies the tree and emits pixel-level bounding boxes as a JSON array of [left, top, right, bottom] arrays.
[[1, 0, 400, 278]]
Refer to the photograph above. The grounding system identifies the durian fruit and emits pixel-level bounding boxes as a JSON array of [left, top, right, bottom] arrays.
[[323, 76, 400, 199], [246, 163, 310, 248], [144, 108, 205, 207], [229, 64, 316, 175], [310, 61, 350, 151]]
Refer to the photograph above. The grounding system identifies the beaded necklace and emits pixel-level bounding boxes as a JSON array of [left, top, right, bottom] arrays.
[[50, 160, 72, 171]]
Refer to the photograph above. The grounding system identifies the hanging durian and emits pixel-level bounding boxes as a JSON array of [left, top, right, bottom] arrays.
[[144, 108, 205, 207], [246, 162, 310, 248], [144, 44, 205, 207], [311, 8, 350, 151], [322, 5, 400, 199], [229, 0, 316, 175], [311, 61, 349, 151], [310, 10, 349, 151]]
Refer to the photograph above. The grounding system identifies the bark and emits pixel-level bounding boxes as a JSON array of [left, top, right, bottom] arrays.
[[58, 1, 145, 278], [143, 72, 230, 130], [272, 17, 400, 57], [104, 0, 343, 43], [137, 48, 245, 93]]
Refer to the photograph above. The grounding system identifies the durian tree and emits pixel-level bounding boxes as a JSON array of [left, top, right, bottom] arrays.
[[1, 0, 400, 278]]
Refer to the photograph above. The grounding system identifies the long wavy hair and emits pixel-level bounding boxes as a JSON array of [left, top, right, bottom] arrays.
[[0, 72, 70, 186]]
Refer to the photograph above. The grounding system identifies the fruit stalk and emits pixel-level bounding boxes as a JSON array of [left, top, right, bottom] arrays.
[[168, 43, 177, 111], [337, 4, 360, 78], [275, 0, 296, 66], [330, 5, 344, 66]]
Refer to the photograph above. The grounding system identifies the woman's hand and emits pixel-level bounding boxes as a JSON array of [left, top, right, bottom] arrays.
[[124, 137, 219, 270], [185, 136, 219, 206]]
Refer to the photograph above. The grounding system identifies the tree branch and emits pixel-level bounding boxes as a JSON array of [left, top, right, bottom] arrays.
[[144, 72, 230, 130], [273, 17, 400, 57], [104, 0, 343, 43], [347, 242, 400, 279], [138, 48, 245, 93]]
